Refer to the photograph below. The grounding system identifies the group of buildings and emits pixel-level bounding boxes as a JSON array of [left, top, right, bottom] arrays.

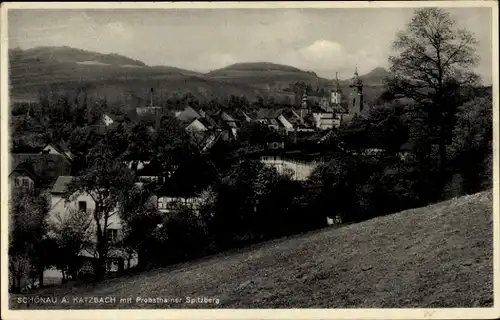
[[9, 68, 367, 288]]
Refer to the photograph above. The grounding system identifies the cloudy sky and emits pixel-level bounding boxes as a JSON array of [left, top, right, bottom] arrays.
[[8, 7, 493, 83]]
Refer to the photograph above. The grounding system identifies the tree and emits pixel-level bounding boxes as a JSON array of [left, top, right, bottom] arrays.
[[9, 190, 51, 292], [153, 115, 198, 181], [66, 142, 135, 278], [388, 8, 480, 181], [119, 184, 162, 268], [449, 94, 493, 193], [48, 208, 93, 282]]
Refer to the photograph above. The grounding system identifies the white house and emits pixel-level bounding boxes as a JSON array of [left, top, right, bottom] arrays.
[[260, 155, 318, 181], [312, 112, 341, 130], [277, 114, 295, 133], [157, 196, 203, 214], [102, 114, 115, 127]]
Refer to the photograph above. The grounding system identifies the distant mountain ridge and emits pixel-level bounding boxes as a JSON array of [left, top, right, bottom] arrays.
[[9, 46, 389, 106], [10, 46, 147, 67]]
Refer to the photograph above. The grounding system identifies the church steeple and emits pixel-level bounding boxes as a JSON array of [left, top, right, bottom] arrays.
[[349, 66, 363, 114], [300, 90, 309, 119]]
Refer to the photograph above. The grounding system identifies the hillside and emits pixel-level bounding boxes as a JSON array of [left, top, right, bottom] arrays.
[[10, 46, 147, 67], [207, 62, 329, 92], [11, 191, 493, 309], [9, 46, 389, 107], [8, 47, 267, 105], [208, 62, 388, 105]]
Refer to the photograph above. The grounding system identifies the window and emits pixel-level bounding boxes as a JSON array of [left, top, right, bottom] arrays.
[[107, 229, 118, 243], [22, 178, 29, 186], [78, 201, 87, 212], [14, 178, 20, 186]]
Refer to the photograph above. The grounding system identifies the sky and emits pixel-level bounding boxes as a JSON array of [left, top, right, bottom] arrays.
[[8, 7, 493, 83]]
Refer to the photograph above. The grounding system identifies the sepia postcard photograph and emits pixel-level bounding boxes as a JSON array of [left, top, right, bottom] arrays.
[[1, 1, 499, 320]]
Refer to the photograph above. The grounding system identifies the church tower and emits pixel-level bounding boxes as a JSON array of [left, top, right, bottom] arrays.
[[300, 91, 309, 120], [331, 72, 342, 107], [348, 67, 363, 114]]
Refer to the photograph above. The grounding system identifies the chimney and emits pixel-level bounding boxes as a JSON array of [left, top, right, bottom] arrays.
[[150, 88, 154, 108]]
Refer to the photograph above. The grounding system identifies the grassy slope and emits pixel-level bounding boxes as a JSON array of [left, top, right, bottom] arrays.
[[10, 191, 493, 309]]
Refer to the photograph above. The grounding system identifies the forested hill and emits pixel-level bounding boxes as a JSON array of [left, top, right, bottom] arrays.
[[9, 46, 390, 108]]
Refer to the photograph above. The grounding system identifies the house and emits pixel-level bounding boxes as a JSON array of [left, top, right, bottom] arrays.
[[157, 196, 203, 214], [99, 113, 128, 127], [267, 141, 285, 150], [311, 109, 342, 130], [129, 160, 166, 185], [239, 110, 252, 122], [216, 110, 240, 137], [255, 108, 296, 134], [260, 153, 319, 181], [10, 153, 72, 192], [154, 161, 212, 214], [136, 106, 161, 116], [48, 176, 139, 277], [40, 141, 73, 162], [8, 161, 37, 194], [102, 113, 115, 127], [175, 106, 202, 123], [185, 118, 212, 134]]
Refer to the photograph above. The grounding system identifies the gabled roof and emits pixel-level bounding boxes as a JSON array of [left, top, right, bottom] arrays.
[[256, 108, 284, 120], [42, 141, 73, 161], [176, 106, 202, 122], [9, 161, 38, 182], [107, 113, 126, 122], [51, 176, 74, 194], [10, 154, 72, 188], [237, 110, 253, 122], [187, 117, 213, 131], [220, 111, 236, 122]]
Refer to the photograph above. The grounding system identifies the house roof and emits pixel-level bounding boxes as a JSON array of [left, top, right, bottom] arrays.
[[220, 111, 236, 122], [51, 176, 74, 194], [176, 106, 202, 122], [256, 108, 284, 119], [107, 113, 126, 122], [187, 117, 213, 131], [42, 141, 73, 161], [10, 153, 72, 188], [399, 141, 415, 151], [9, 161, 38, 181]]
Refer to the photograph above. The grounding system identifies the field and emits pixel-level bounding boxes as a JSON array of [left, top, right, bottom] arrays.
[[10, 190, 493, 309]]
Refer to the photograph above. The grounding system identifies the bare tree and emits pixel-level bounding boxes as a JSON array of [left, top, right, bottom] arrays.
[[388, 8, 480, 175], [66, 142, 135, 278]]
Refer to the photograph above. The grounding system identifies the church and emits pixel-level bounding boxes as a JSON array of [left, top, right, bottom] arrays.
[[305, 67, 365, 130]]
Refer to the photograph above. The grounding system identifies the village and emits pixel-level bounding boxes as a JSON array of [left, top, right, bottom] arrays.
[[5, 5, 494, 312], [9, 67, 414, 288]]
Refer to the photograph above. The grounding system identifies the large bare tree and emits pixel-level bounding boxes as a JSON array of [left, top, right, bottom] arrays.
[[66, 141, 135, 278], [388, 8, 480, 175]]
